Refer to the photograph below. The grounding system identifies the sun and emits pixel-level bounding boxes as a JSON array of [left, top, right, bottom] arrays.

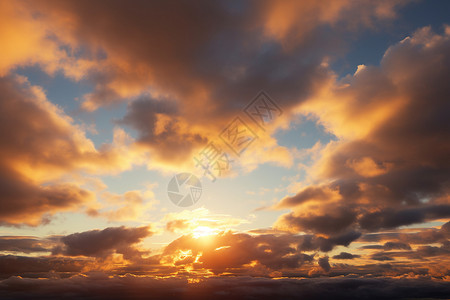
[[192, 226, 219, 238]]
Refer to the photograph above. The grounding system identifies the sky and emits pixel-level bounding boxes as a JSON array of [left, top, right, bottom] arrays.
[[0, 0, 450, 299]]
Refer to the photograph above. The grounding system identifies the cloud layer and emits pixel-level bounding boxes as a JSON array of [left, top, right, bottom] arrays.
[[275, 27, 450, 238]]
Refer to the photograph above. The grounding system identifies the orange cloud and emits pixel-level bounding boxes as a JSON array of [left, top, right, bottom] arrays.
[[261, 0, 406, 46], [273, 27, 450, 237], [0, 1, 64, 76], [0, 0, 410, 174], [0, 76, 145, 225]]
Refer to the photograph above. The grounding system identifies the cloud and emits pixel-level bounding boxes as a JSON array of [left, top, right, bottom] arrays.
[[318, 256, 331, 272], [0, 223, 447, 280], [160, 230, 364, 276], [88, 188, 156, 222], [442, 221, 450, 234], [275, 205, 358, 235], [383, 242, 411, 251], [273, 26, 450, 237], [416, 242, 450, 258], [0, 0, 407, 172], [355, 222, 450, 266], [359, 222, 450, 245], [366, 243, 449, 262], [0, 170, 94, 226], [0, 226, 162, 277], [161, 232, 316, 276], [20, 0, 406, 109], [0, 75, 146, 225], [0, 255, 87, 278], [332, 252, 360, 260], [274, 186, 339, 209], [0, 237, 52, 254], [2, 275, 449, 300], [52, 226, 152, 260], [370, 253, 395, 261], [0, 76, 96, 225], [259, 0, 407, 44], [300, 231, 362, 252], [120, 96, 207, 166], [359, 205, 450, 231]]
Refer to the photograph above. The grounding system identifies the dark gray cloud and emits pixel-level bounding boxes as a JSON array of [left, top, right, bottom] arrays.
[[1, 275, 450, 300], [332, 252, 360, 260], [382, 242, 411, 251], [52, 226, 152, 259], [0, 227, 165, 279], [371, 253, 395, 261], [359, 221, 450, 245], [0, 76, 99, 226], [0, 237, 52, 254], [416, 242, 450, 258], [318, 256, 331, 272], [163, 232, 314, 275], [274, 27, 450, 239], [359, 205, 450, 231], [309, 231, 362, 252], [366, 241, 450, 263], [28, 0, 403, 111], [0, 255, 85, 279], [277, 207, 358, 235]]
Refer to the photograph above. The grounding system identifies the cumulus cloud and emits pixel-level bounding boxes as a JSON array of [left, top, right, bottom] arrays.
[[359, 205, 450, 231], [298, 231, 362, 252], [162, 232, 315, 276], [88, 188, 156, 222], [332, 252, 360, 260], [160, 230, 364, 276], [21, 0, 406, 110], [359, 222, 450, 245], [376, 242, 411, 251], [0, 226, 160, 278], [275, 205, 358, 235], [0, 0, 408, 171], [0, 75, 145, 225], [0, 1, 65, 76], [0, 224, 447, 280], [0, 76, 95, 225], [274, 27, 450, 238], [120, 96, 207, 166], [318, 256, 331, 272], [0, 255, 87, 278], [52, 226, 152, 260], [0, 237, 52, 254], [1, 275, 450, 300]]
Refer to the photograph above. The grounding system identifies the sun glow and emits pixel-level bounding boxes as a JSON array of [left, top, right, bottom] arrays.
[[192, 226, 219, 238]]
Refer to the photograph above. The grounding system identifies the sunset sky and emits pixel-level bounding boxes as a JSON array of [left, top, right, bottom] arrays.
[[1, 0, 450, 299]]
